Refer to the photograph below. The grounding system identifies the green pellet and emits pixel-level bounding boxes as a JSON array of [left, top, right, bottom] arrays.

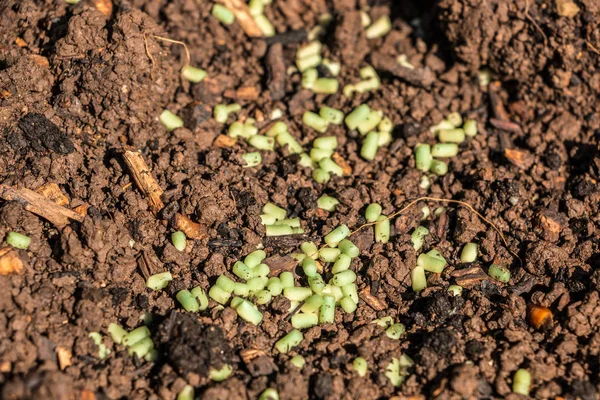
[[419, 175, 431, 189], [463, 119, 478, 137], [275, 329, 303, 353], [159, 110, 183, 131], [212, 4, 235, 24], [176, 290, 200, 312], [488, 264, 510, 283], [339, 239, 360, 258], [177, 385, 194, 400], [324, 224, 350, 247], [228, 122, 245, 138], [447, 285, 463, 296], [313, 136, 338, 150], [417, 253, 446, 274], [209, 285, 231, 305], [372, 316, 393, 328], [322, 59, 341, 76], [312, 78, 339, 94], [301, 68, 318, 89], [146, 272, 173, 291], [301, 242, 319, 259], [290, 355, 305, 369], [296, 54, 322, 72], [365, 203, 382, 222], [291, 313, 318, 329], [122, 326, 150, 347], [421, 206, 430, 220], [236, 299, 263, 325], [353, 357, 368, 377], [308, 274, 325, 294], [263, 203, 287, 220], [430, 119, 455, 134], [431, 143, 459, 158], [297, 41, 322, 59], [317, 195, 339, 211], [342, 283, 358, 303], [209, 364, 233, 382], [299, 153, 316, 168], [360, 65, 378, 80], [385, 323, 406, 340], [302, 111, 329, 133], [411, 226, 429, 251], [375, 215, 390, 243], [332, 270, 356, 287], [378, 117, 393, 132], [319, 247, 341, 263], [319, 295, 336, 323], [233, 261, 252, 280], [357, 110, 383, 135], [243, 123, 258, 137], [319, 158, 344, 177], [345, 105, 370, 130], [332, 254, 351, 274], [171, 231, 186, 251], [216, 275, 236, 293], [108, 323, 127, 344], [181, 65, 206, 83], [415, 144, 432, 171], [378, 130, 392, 146], [213, 104, 229, 124], [254, 14, 275, 37], [339, 296, 357, 313], [266, 224, 293, 236], [365, 15, 391, 39], [312, 168, 330, 184], [385, 358, 404, 387], [145, 348, 158, 362], [276, 132, 303, 154], [461, 242, 478, 263], [230, 296, 244, 309], [512, 369, 531, 396], [302, 257, 318, 277], [319, 107, 344, 125], [255, 289, 272, 305], [323, 284, 344, 302], [343, 84, 356, 97], [361, 132, 380, 161], [233, 282, 250, 297], [191, 286, 209, 310], [447, 112, 463, 127], [354, 78, 380, 93], [267, 277, 283, 296], [439, 128, 465, 143], [301, 294, 324, 313], [242, 152, 262, 168], [128, 337, 153, 358], [248, 0, 263, 16], [247, 277, 268, 292], [265, 121, 287, 137], [310, 147, 334, 162], [283, 287, 312, 301], [411, 266, 427, 292], [245, 250, 266, 268], [5, 232, 30, 250], [252, 263, 271, 278], [259, 388, 279, 400], [248, 135, 275, 151], [279, 271, 294, 288]]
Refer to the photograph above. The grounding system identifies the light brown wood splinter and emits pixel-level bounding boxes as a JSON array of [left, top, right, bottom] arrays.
[[216, 0, 263, 37], [122, 150, 165, 216]]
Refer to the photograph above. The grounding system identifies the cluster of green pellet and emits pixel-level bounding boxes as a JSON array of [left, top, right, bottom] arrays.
[[365, 203, 390, 243], [414, 113, 478, 177], [175, 286, 209, 312], [88, 332, 111, 359], [343, 65, 381, 97], [296, 41, 340, 94], [260, 202, 305, 236], [372, 316, 406, 340], [384, 355, 414, 387], [302, 106, 344, 134], [214, 103, 241, 124], [344, 103, 393, 161], [248, 0, 275, 36], [107, 323, 158, 362]]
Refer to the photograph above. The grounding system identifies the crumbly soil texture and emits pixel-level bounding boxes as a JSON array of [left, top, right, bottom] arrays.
[[1, 0, 600, 399]]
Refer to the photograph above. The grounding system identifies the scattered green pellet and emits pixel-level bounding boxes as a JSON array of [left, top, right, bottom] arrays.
[[263, 202, 287, 220], [319, 157, 344, 177], [230, 296, 244, 309], [302, 257, 318, 277], [247, 277, 268, 292], [276, 132, 303, 154], [291, 313, 319, 329], [357, 110, 383, 135], [275, 329, 303, 353], [248, 0, 263, 16], [213, 104, 229, 123], [290, 355, 305, 369], [417, 252, 446, 273], [361, 131, 380, 161], [266, 121, 287, 137], [254, 14, 275, 37], [345, 105, 370, 130], [283, 287, 312, 302], [216, 275, 236, 293], [266, 224, 294, 236], [296, 54, 322, 72], [339, 296, 357, 313], [258, 388, 279, 400], [488, 264, 510, 283], [411, 226, 429, 251], [128, 337, 154, 358], [365, 15, 391, 39], [237, 298, 264, 323], [181, 65, 206, 83], [267, 277, 283, 296], [176, 290, 200, 312], [317, 195, 339, 211], [212, 4, 235, 25], [245, 250, 266, 268], [303, 111, 329, 133], [242, 152, 262, 167], [122, 326, 150, 347], [322, 59, 341, 76], [411, 266, 427, 292], [385, 323, 406, 340], [324, 224, 350, 247], [190, 286, 209, 310], [209, 364, 233, 382], [512, 368, 531, 396], [439, 128, 465, 143], [312, 168, 331, 184], [313, 135, 338, 150], [430, 159, 448, 176], [248, 135, 275, 151], [431, 143, 459, 158], [301, 68, 318, 89], [108, 323, 127, 344], [342, 283, 358, 303], [177, 385, 194, 400], [353, 357, 368, 377], [332, 270, 356, 287], [319, 107, 344, 124], [385, 358, 404, 387], [372, 316, 393, 328], [209, 285, 231, 305], [312, 78, 339, 94], [279, 271, 294, 288], [301, 294, 324, 313], [414, 144, 433, 171], [319, 295, 336, 323], [375, 215, 390, 243], [378, 117, 393, 132], [255, 288, 272, 305], [146, 272, 173, 291], [463, 119, 478, 137], [331, 254, 351, 274], [252, 263, 270, 278], [339, 239, 360, 258], [447, 285, 463, 296], [5, 232, 30, 250], [159, 110, 183, 131], [318, 247, 341, 263], [308, 274, 325, 294], [233, 282, 250, 297], [297, 41, 322, 59], [447, 112, 463, 127], [171, 231, 186, 251], [460, 242, 478, 263]]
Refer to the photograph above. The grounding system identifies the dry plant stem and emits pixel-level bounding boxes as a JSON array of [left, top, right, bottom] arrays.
[[143, 33, 155, 79], [216, 0, 263, 37], [0, 184, 84, 228], [122, 150, 165, 216], [153, 35, 191, 65], [348, 196, 523, 267], [524, 0, 548, 46]]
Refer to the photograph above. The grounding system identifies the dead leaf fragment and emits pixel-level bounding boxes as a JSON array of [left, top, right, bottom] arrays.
[[556, 0, 580, 17], [504, 148, 534, 170], [73, 204, 89, 218], [57, 347, 72, 370], [36, 182, 69, 206], [0, 247, 24, 276], [214, 134, 237, 148]]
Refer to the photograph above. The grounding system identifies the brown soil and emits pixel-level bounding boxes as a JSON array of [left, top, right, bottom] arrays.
[[1, 0, 599, 399]]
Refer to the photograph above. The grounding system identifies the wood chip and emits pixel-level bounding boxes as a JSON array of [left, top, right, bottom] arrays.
[[359, 286, 387, 311], [122, 150, 165, 216], [332, 152, 352, 176], [15, 38, 27, 47], [93, 0, 113, 16], [0, 184, 83, 228], [451, 265, 488, 288], [216, 0, 263, 37], [174, 213, 206, 240], [240, 349, 266, 364], [36, 183, 69, 206], [213, 134, 237, 148], [504, 148, 534, 170], [73, 204, 89, 218], [57, 347, 72, 370], [0, 247, 24, 276]]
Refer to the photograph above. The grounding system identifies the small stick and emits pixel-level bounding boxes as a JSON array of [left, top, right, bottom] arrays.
[[143, 33, 155, 79], [122, 150, 165, 216], [153, 35, 191, 65], [216, 0, 263, 37], [524, 0, 548, 46], [0, 184, 83, 228]]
